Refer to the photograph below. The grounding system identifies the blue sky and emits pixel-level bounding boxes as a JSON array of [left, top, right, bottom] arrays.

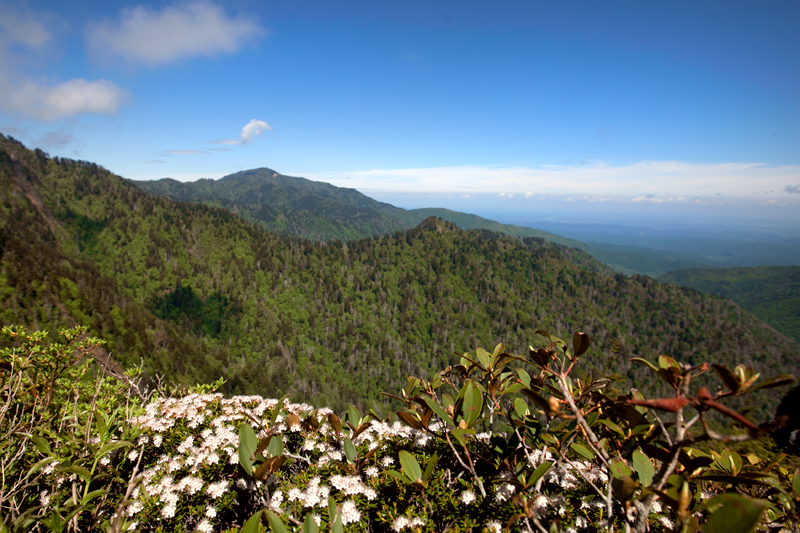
[[1, 0, 799, 226]]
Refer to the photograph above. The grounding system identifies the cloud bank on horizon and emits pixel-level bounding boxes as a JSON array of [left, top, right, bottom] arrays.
[[304, 161, 800, 203]]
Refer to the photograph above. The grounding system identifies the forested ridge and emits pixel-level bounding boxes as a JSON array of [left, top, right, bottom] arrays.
[[658, 265, 800, 343], [1, 134, 798, 419]]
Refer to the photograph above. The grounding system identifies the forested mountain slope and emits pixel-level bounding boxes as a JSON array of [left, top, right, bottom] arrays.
[[659, 266, 800, 343], [2, 134, 798, 419], [133, 170, 713, 277], [131, 168, 420, 241]]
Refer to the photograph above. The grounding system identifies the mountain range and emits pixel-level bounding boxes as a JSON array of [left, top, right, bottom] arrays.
[[1, 134, 798, 420]]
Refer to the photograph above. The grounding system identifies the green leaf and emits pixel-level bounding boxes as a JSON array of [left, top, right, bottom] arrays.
[[268, 435, 283, 458], [59, 465, 92, 482], [793, 468, 800, 498], [398, 450, 422, 483], [238, 423, 257, 476], [422, 396, 455, 428], [97, 440, 132, 459], [517, 368, 531, 388], [385, 469, 413, 484], [570, 442, 594, 461], [265, 510, 289, 533], [712, 364, 741, 393], [513, 397, 529, 418], [461, 381, 483, 427], [527, 461, 553, 487], [332, 507, 343, 533], [239, 510, 263, 533], [610, 460, 633, 479], [347, 405, 361, 427], [343, 438, 357, 464], [81, 489, 107, 506], [30, 435, 51, 456], [632, 449, 655, 487], [743, 374, 796, 393], [521, 388, 550, 413], [630, 357, 659, 372], [658, 355, 680, 369], [451, 427, 475, 446], [302, 513, 320, 533], [423, 452, 440, 483], [703, 494, 770, 533], [597, 419, 624, 435], [475, 347, 491, 369]]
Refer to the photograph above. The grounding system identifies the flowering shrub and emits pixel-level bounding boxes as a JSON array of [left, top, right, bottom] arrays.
[[5, 327, 800, 532]]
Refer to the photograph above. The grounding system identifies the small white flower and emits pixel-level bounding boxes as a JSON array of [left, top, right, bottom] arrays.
[[205, 506, 217, 518], [460, 490, 476, 505], [365, 466, 379, 478], [340, 500, 361, 525], [380, 456, 395, 468], [392, 517, 409, 531], [196, 519, 213, 533], [486, 520, 502, 533]]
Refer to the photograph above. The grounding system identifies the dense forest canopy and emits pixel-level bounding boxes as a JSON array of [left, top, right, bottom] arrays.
[[1, 134, 798, 419]]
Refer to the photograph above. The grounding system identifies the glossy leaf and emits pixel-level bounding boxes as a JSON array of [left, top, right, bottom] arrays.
[[399, 450, 422, 483], [239, 423, 257, 476], [630, 358, 659, 372], [712, 364, 740, 393], [520, 388, 550, 413], [239, 510, 263, 533], [570, 442, 594, 461], [527, 461, 553, 487], [396, 411, 424, 430], [302, 513, 320, 533], [422, 396, 455, 427], [461, 381, 483, 427], [265, 510, 289, 533], [343, 438, 357, 464], [452, 427, 475, 446], [268, 435, 283, 458], [610, 460, 633, 479], [702, 494, 769, 533], [632, 449, 654, 487], [572, 331, 590, 357]]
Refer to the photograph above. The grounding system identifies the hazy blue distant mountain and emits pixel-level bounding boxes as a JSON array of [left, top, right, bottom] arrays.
[[658, 266, 800, 343]]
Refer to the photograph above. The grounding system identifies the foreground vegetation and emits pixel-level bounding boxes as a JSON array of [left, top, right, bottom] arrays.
[[3, 325, 799, 533]]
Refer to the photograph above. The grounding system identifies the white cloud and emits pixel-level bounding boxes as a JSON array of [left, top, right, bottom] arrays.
[[241, 119, 271, 143], [0, 78, 127, 121], [88, 1, 265, 66], [0, 7, 50, 48], [211, 119, 272, 145], [0, 8, 126, 121], [302, 161, 800, 201]]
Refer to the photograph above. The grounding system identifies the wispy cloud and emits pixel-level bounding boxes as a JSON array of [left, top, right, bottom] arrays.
[[303, 161, 800, 201], [87, 1, 265, 67], [127, 172, 227, 182], [0, 8, 127, 121], [163, 149, 207, 155], [144, 159, 166, 164], [1, 79, 127, 121], [211, 119, 272, 146]]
